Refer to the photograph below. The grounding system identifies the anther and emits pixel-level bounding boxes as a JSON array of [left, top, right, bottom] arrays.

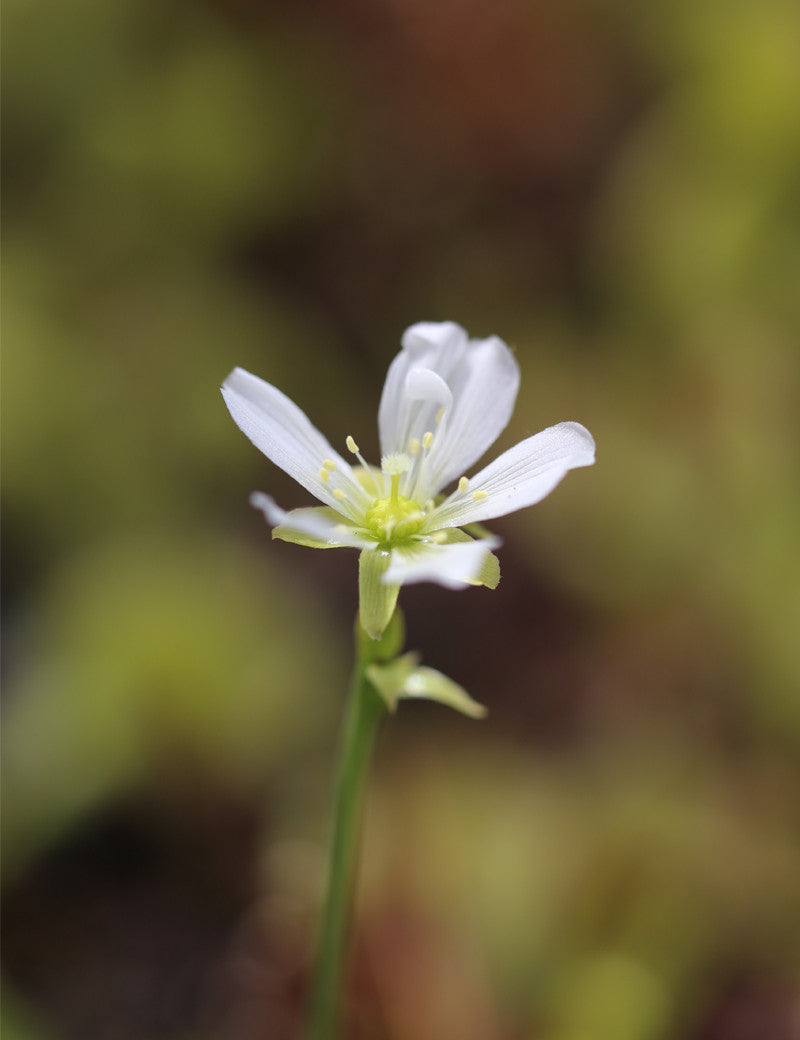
[[472, 490, 488, 501], [435, 406, 445, 424], [345, 434, 381, 493], [430, 531, 448, 544], [323, 459, 338, 471], [319, 468, 331, 483], [333, 489, 346, 500], [422, 431, 434, 449], [458, 476, 469, 493], [410, 438, 420, 456]]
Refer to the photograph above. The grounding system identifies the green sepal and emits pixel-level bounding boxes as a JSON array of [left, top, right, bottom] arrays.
[[439, 528, 500, 589], [366, 654, 487, 719], [462, 519, 496, 541], [358, 549, 401, 641], [273, 507, 354, 549]]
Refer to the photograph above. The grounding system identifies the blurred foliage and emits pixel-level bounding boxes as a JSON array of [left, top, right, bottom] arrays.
[[2, 0, 799, 1037]]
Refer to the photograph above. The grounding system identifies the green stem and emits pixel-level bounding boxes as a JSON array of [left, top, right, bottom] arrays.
[[307, 615, 401, 1040]]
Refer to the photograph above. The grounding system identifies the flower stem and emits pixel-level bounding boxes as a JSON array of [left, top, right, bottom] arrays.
[[307, 613, 402, 1040]]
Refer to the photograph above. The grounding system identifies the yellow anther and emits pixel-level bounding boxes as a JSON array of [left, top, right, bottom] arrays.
[[333, 489, 346, 500], [319, 468, 331, 483], [435, 406, 445, 424], [472, 490, 488, 501], [430, 531, 448, 544], [422, 431, 434, 449], [410, 438, 420, 456], [458, 476, 469, 493], [346, 436, 359, 454], [323, 458, 338, 471]]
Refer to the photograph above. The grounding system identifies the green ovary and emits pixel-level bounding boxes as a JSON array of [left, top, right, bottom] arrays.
[[365, 494, 425, 544]]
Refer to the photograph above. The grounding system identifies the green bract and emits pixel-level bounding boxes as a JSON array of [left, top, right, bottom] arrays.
[[366, 652, 487, 719]]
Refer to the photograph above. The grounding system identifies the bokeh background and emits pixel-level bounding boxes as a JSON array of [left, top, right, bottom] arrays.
[[3, 0, 800, 1037]]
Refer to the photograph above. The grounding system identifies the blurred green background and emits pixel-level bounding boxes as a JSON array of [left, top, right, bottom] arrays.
[[3, 0, 799, 1037]]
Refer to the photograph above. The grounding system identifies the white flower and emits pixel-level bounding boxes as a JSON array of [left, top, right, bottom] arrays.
[[222, 321, 595, 637]]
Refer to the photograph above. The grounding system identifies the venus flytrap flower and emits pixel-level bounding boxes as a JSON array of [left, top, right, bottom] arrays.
[[222, 321, 595, 639], [221, 321, 595, 1040]]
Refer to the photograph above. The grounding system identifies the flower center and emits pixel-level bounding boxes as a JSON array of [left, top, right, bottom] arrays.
[[365, 493, 425, 543], [365, 461, 426, 544]]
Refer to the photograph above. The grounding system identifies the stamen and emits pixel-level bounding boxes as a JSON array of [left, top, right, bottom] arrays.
[[323, 459, 337, 471], [422, 431, 434, 450], [410, 438, 421, 456], [429, 531, 447, 544], [346, 434, 382, 494], [435, 406, 445, 424], [333, 489, 346, 501], [319, 468, 331, 484], [458, 476, 469, 494], [472, 490, 488, 501]]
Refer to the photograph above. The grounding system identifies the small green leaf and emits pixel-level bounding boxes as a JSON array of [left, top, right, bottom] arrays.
[[366, 655, 487, 719], [365, 653, 419, 712]]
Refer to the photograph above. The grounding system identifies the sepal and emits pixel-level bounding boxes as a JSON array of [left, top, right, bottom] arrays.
[[356, 607, 405, 664], [359, 550, 401, 640]]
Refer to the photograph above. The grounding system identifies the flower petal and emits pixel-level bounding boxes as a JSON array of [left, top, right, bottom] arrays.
[[425, 334, 520, 492], [222, 368, 365, 514], [378, 322, 467, 455], [431, 422, 596, 528], [377, 323, 520, 496], [251, 493, 375, 549], [437, 528, 501, 588], [383, 536, 501, 589]]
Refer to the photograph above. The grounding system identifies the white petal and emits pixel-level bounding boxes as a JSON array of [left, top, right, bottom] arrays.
[[377, 323, 520, 496], [378, 322, 467, 455], [431, 422, 595, 528], [383, 537, 501, 589], [425, 334, 520, 491], [250, 492, 375, 548], [222, 368, 365, 513], [405, 367, 452, 409], [402, 321, 468, 357]]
